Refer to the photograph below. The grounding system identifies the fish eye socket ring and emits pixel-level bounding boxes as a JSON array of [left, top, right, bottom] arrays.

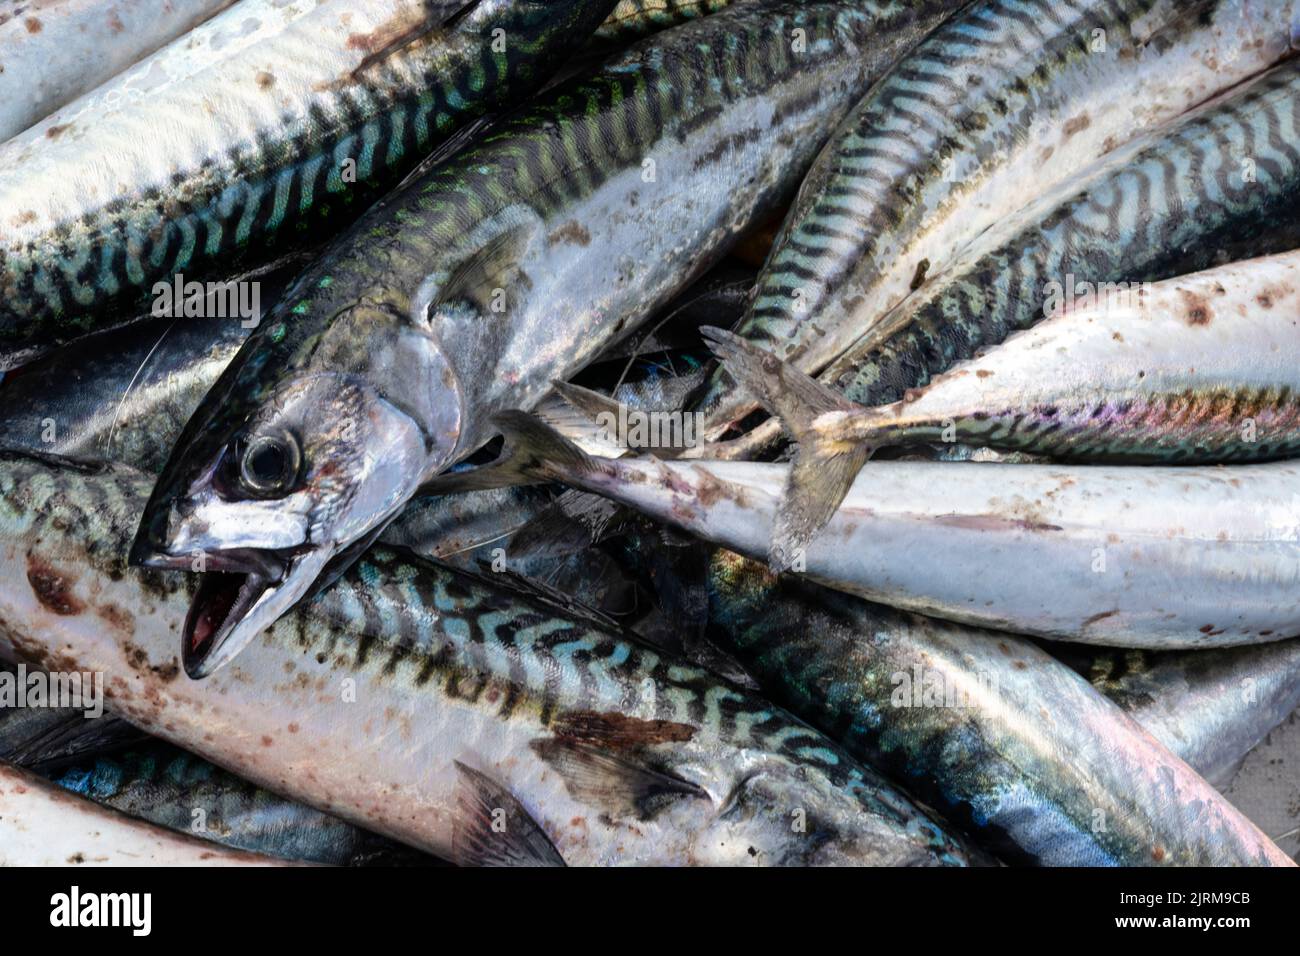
[[236, 432, 301, 497]]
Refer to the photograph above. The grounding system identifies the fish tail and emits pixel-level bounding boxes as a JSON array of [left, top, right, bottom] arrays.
[[700, 326, 871, 568]]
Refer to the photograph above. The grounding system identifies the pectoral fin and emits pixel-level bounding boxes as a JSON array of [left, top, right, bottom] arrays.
[[530, 734, 707, 823]]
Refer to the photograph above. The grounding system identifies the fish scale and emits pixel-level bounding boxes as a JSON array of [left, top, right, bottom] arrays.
[[695, 0, 1300, 436], [825, 59, 1300, 409], [0, 0, 618, 367], [0, 450, 974, 866]]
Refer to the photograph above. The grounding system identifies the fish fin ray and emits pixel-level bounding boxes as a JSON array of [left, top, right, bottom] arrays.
[[452, 761, 566, 867], [700, 326, 856, 435], [529, 738, 708, 822], [771, 441, 870, 571], [434, 225, 535, 317]]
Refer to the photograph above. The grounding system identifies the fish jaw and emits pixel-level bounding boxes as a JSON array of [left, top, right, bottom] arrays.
[[132, 358, 459, 677]]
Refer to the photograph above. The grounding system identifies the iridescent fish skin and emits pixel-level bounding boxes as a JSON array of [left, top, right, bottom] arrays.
[[710, 56, 1300, 463], [593, 0, 743, 41], [695, 0, 1300, 436], [724, 252, 1300, 464], [485, 415, 1300, 649], [0, 0, 618, 366], [129, 0, 964, 678], [1058, 641, 1300, 789], [0, 450, 975, 867], [0, 761, 293, 866], [0, 317, 251, 474], [823, 60, 1300, 412], [0, 0, 235, 142], [42, 743, 436, 866], [701, 551, 1294, 866]]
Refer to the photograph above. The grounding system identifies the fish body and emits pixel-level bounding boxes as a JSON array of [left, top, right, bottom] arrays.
[[488, 414, 1300, 648], [1060, 641, 1300, 788], [41, 743, 436, 866], [0, 761, 292, 866], [823, 59, 1300, 412], [703, 252, 1300, 551], [0, 0, 235, 142], [696, 0, 1300, 434], [0, 450, 974, 866], [726, 251, 1300, 463], [703, 551, 1294, 866], [0, 317, 252, 473], [0, 0, 618, 366], [131, 0, 965, 677]]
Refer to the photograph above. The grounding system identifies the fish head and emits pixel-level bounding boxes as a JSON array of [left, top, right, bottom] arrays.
[[692, 759, 960, 866], [132, 307, 464, 679]]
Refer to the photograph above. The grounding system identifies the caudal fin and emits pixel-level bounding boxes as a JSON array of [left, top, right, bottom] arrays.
[[700, 327, 870, 568]]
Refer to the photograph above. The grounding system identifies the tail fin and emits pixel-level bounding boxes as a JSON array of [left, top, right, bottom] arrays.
[[416, 411, 600, 496], [700, 327, 869, 569]]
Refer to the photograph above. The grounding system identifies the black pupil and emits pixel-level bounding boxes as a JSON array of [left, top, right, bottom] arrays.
[[247, 442, 286, 484]]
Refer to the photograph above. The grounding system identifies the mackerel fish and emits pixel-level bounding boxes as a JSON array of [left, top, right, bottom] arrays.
[[0, 0, 618, 367], [695, 0, 1300, 436], [713, 55, 1300, 463], [38, 742, 438, 865], [482, 413, 1300, 648], [0, 760, 291, 865], [698, 551, 1294, 865], [703, 250, 1300, 551], [0, 449, 976, 866], [131, 0, 966, 678]]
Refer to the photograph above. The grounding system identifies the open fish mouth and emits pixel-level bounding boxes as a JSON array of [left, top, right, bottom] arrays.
[[136, 546, 329, 679]]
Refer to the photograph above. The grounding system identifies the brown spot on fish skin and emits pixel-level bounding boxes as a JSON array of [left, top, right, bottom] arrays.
[[345, 5, 441, 76], [45, 124, 70, 140], [548, 221, 591, 247], [1152, 845, 1165, 862], [909, 259, 930, 292], [1062, 113, 1091, 137], [24, 17, 41, 34], [932, 514, 1063, 533], [256, 71, 275, 90], [26, 556, 83, 615], [1083, 610, 1119, 628], [1257, 291, 1274, 309], [107, 13, 124, 34], [551, 711, 696, 749], [121, 640, 179, 682], [97, 603, 135, 634], [1178, 289, 1212, 325], [261, 736, 274, 747]]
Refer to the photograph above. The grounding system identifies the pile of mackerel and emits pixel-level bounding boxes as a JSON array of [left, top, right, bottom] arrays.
[[1, 0, 1299, 867]]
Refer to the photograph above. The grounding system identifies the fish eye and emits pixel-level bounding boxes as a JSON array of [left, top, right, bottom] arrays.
[[235, 432, 300, 497]]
